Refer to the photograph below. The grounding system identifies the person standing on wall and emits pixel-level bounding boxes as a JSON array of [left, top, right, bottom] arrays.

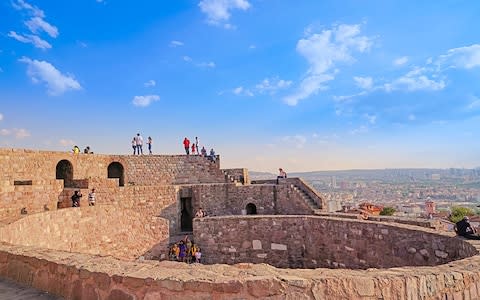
[[183, 137, 190, 155], [131, 138, 136, 155], [191, 143, 196, 155], [147, 136, 153, 155], [88, 188, 96, 206], [195, 137, 200, 155], [135, 133, 144, 155]]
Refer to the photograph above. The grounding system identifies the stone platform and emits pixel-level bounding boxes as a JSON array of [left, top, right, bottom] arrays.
[[0, 277, 62, 300]]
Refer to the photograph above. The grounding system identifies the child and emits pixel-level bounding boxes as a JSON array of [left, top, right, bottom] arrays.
[[195, 248, 202, 263], [191, 143, 196, 155]]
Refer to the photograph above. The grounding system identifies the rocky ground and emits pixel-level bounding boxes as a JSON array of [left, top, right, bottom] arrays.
[[0, 277, 62, 300]]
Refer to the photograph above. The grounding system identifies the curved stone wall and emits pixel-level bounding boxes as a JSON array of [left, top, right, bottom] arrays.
[[1, 241, 480, 299], [193, 215, 478, 269], [0, 206, 169, 260]]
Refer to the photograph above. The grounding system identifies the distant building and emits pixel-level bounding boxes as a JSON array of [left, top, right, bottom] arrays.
[[431, 174, 441, 180], [359, 202, 383, 215]]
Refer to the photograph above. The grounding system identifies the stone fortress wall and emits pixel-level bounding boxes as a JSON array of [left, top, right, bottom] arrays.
[[2, 147, 480, 299], [194, 215, 478, 269]]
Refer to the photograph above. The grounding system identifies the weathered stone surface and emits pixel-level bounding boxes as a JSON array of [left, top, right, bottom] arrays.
[[252, 240, 262, 250]]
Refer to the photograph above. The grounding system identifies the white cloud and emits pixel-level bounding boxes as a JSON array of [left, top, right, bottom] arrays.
[[0, 113, 3, 121], [284, 23, 373, 106], [12, 0, 44, 17], [183, 56, 192, 62], [385, 67, 445, 92], [467, 96, 480, 111], [19, 57, 82, 95], [0, 128, 30, 139], [333, 91, 367, 102], [59, 139, 75, 146], [408, 114, 416, 121], [393, 56, 409, 66], [197, 61, 216, 68], [199, 0, 251, 26], [132, 95, 160, 107], [281, 135, 307, 149], [25, 17, 58, 38], [8, 31, 51, 49], [170, 40, 184, 47], [437, 44, 480, 69], [363, 113, 377, 124], [249, 44, 256, 49], [144, 79, 156, 87], [353, 76, 373, 90], [0, 129, 10, 136], [255, 77, 292, 94], [232, 86, 253, 96], [13, 128, 30, 139], [350, 125, 368, 135]]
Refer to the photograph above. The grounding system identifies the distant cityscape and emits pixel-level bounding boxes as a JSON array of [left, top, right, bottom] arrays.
[[251, 168, 480, 217]]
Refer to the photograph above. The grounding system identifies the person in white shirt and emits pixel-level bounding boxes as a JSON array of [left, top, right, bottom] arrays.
[[88, 188, 96, 206], [135, 133, 144, 155]]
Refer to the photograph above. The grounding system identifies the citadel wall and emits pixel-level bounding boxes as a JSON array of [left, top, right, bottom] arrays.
[[194, 215, 478, 269], [0, 206, 169, 260]]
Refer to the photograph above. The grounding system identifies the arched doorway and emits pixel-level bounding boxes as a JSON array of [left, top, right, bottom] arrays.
[[56, 160, 73, 187], [180, 197, 193, 232], [246, 203, 257, 215], [108, 162, 125, 187]]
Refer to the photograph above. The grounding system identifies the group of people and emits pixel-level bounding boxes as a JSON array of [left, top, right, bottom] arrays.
[[71, 189, 96, 207], [169, 236, 202, 263], [182, 137, 217, 162], [72, 146, 93, 154], [132, 133, 153, 155]]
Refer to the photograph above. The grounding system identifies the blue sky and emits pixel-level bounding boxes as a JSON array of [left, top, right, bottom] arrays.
[[1, 0, 480, 172]]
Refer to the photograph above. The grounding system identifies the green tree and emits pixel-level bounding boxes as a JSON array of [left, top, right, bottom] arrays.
[[380, 207, 396, 216], [449, 206, 474, 223]]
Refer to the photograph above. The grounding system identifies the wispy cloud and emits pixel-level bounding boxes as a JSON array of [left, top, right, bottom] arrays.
[[0, 128, 30, 139], [232, 86, 253, 96], [437, 44, 480, 69], [196, 61, 216, 68], [183, 56, 192, 62], [198, 0, 251, 27], [170, 40, 184, 47], [363, 113, 377, 124], [25, 16, 58, 38], [132, 95, 160, 107], [384, 67, 445, 92], [255, 77, 293, 95], [8, 31, 51, 49], [0, 113, 3, 121], [19, 57, 81, 95], [144, 79, 156, 87], [59, 139, 75, 146], [393, 56, 409, 66], [466, 96, 480, 111], [281, 135, 307, 149], [12, 0, 44, 17], [408, 114, 416, 121], [284, 23, 373, 106], [353, 76, 373, 90], [350, 125, 368, 135]]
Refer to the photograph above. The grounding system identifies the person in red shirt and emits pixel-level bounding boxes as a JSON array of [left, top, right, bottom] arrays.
[[183, 137, 190, 155]]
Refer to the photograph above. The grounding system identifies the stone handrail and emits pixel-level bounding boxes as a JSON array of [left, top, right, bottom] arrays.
[[285, 177, 326, 210]]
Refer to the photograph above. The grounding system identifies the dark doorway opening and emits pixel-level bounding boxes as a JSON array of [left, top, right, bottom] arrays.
[[246, 203, 257, 215], [180, 197, 193, 232], [56, 160, 74, 187], [108, 162, 125, 187]]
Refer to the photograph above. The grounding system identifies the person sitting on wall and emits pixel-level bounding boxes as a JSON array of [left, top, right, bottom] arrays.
[[200, 146, 207, 157], [194, 247, 202, 263], [455, 216, 480, 240], [195, 208, 205, 218], [276, 168, 287, 184], [208, 148, 216, 162], [71, 190, 82, 207], [73, 145, 80, 154]]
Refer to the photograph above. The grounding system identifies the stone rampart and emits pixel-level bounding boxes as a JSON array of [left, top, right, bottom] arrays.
[[1, 238, 480, 299], [0, 206, 169, 260], [222, 168, 250, 184], [193, 215, 478, 269]]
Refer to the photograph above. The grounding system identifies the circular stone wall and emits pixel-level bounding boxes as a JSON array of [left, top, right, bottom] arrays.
[[0, 206, 169, 261], [193, 215, 478, 269]]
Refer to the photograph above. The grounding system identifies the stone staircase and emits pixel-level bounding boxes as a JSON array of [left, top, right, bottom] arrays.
[[291, 184, 322, 212]]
